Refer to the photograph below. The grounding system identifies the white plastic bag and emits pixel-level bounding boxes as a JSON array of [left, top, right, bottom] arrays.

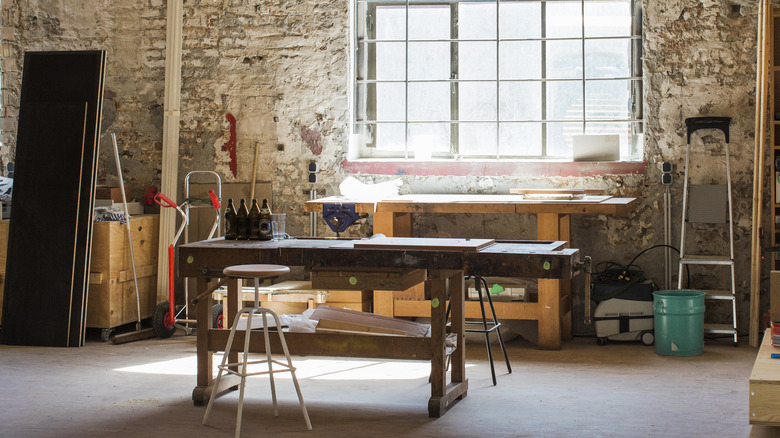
[[339, 176, 402, 199], [282, 313, 317, 333]]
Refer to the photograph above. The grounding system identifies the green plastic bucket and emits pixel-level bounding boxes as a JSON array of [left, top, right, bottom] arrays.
[[652, 290, 706, 356]]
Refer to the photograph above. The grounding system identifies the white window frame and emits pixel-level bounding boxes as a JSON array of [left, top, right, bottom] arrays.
[[350, 0, 644, 161]]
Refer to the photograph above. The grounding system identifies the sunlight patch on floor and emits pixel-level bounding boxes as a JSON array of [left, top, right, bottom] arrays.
[[114, 355, 474, 380]]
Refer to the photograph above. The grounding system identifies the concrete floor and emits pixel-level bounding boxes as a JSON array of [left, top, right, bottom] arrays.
[[0, 330, 777, 438]]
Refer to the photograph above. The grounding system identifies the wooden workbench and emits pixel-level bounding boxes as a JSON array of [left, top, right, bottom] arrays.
[[304, 193, 635, 345], [179, 237, 580, 417], [304, 193, 636, 240]]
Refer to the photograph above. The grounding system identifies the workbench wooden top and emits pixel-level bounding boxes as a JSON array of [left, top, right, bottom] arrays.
[[303, 193, 636, 215], [178, 237, 580, 280]]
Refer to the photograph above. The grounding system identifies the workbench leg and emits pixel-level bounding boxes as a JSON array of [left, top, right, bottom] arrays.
[[558, 214, 573, 341], [538, 279, 562, 350], [537, 212, 572, 345], [193, 277, 214, 405], [373, 290, 394, 316], [193, 277, 242, 406], [449, 273, 466, 385], [428, 270, 468, 418], [373, 212, 413, 237]]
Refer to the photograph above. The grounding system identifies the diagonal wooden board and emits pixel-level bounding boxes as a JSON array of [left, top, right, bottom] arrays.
[[351, 236, 495, 252]]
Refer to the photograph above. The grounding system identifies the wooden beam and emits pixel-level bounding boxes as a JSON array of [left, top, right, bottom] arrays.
[[373, 211, 412, 237], [157, 0, 184, 303], [750, 0, 770, 347]]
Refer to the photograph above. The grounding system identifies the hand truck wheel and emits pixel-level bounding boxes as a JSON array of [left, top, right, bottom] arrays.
[[153, 301, 176, 338]]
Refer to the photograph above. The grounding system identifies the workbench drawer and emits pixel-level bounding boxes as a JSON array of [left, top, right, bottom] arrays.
[[86, 215, 159, 329]]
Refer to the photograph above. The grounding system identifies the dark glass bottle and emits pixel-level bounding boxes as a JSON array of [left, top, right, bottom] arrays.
[[224, 198, 237, 240], [259, 198, 272, 241], [248, 199, 261, 240], [236, 199, 249, 240]]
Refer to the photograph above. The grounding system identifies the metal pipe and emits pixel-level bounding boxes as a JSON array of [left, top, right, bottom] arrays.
[[310, 188, 318, 237], [111, 134, 143, 330]]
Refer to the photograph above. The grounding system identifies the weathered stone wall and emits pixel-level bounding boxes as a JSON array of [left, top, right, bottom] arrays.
[[0, 0, 768, 335], [0, 0, 167, 197]]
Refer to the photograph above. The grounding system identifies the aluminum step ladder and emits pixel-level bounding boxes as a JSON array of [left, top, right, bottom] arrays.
[[678, 116, 738, 345]]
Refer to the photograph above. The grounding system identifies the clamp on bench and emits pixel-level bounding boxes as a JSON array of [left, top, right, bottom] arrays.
[[322, 203, 366, 236]]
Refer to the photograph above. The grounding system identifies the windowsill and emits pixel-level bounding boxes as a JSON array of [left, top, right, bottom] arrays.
[[340, 158, 648, 177]]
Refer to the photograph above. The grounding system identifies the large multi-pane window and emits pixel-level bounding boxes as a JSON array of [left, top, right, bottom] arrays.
[[352, 0, 643, 160]]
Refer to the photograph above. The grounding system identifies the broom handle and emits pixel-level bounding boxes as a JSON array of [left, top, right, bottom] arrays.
[[112, 134, 143, 328]]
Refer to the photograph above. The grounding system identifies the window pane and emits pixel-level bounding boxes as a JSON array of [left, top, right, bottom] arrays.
[[500, 123, 542, 156], [500, 2, 541, 39], [409, 5, 450, 40], [375, 42, 406, 80], [547, 121, 584, 156], [585, 80, 631, 120], [408, 82, 450, 121], [460, 82, 497, 121], [585, 121, 631, 157], [546, 2, 582, 39], [585, 39, 630, 78], [375, 123, 406, 152], [356, 0, 642, 160], [408, 42, 450, 80], [376, 6, 406, 40], [376, 82, 406, 121], [459, 123, 497, 156], [584, 0, 631, 37], [546, 40, 582, 79], [459, 42, 496, 80], [499, 81, 542, 121], [546, 80, 583, 121], [459, 2, 496, 40], [499, 41, 541, 80], [408, 123, 451, 153]]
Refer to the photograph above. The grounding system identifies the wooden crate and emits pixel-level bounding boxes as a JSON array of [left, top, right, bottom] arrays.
[[87, 215, 159, 329], [749, 329, 780, 425]]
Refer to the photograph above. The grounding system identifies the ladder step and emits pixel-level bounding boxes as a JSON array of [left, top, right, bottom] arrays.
[[680, 255, 733, 265], [701, 290, 735, 300], [703, 323, 737, 334]]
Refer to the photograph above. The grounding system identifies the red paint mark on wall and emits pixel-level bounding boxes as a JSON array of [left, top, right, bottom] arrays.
[[223, 113, 237, 177], [301, 126, 323, 155]]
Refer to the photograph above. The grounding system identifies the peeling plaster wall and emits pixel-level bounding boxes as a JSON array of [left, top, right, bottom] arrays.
[[0, 0, 769, 334]]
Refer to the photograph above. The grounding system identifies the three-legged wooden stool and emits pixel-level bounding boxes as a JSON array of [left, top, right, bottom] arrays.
[[202, 264, 312, 437]]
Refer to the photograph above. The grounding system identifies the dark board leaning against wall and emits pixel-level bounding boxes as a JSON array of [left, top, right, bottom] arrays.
[[0, 51, 106, 347]]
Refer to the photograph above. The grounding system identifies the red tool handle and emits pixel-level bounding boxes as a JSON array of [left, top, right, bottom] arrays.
[[168, 244, 175, 321], [208, 189, 221, 209], [154, 192, 178, 209]]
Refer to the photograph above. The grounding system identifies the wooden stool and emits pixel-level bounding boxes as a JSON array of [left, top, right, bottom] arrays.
[[202, 264, 312, 437]]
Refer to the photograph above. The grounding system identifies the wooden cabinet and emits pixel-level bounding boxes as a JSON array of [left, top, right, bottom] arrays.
[[87, 215, 159, 329], [2, 216, 159, 329]]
